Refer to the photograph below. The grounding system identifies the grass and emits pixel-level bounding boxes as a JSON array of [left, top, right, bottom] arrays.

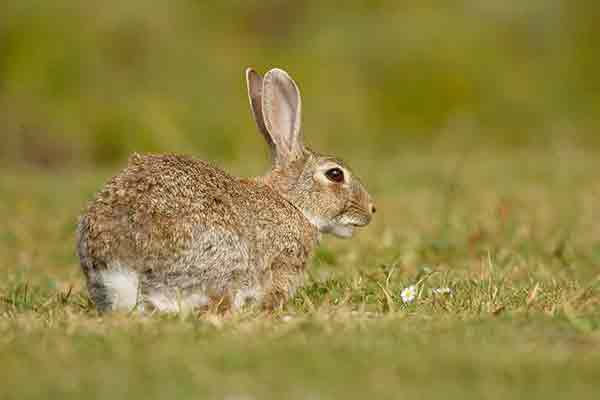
[[2, 145, 600, 399]]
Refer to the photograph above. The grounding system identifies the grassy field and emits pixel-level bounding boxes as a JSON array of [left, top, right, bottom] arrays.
[[2, 1, 600, 398], [2, 144, 600, 399]]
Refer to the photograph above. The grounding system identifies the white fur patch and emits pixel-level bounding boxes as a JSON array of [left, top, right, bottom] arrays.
[[233, 287, 263, 310], [147, 291, 209, 313], [100, 268, 140, 311], [306, 214, 354, 238], [183, 294, 210, 311], [306, 214, 326, 230], [146, 292, 178, 313], [329, 224, 354, 238]]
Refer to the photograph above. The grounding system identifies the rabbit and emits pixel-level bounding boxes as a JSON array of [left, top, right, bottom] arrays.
[[76, 67, 375, 314]]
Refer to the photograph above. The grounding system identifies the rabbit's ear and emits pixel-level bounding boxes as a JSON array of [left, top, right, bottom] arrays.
[[262, 68, 305, 166], [246, 68, 275, 156]]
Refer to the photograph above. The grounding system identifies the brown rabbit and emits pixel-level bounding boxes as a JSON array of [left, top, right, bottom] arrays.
[[76, 68, 375, 313]]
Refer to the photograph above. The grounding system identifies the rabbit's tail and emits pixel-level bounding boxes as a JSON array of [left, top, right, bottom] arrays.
[[76, 216, 141, 312]]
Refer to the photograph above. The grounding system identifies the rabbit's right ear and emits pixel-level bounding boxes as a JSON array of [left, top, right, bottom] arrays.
[[261, 68, 305, 167], [246, 68, 276, 157]]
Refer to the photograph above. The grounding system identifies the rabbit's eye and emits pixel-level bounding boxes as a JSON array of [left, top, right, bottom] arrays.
[[325, 168, 345, 183]]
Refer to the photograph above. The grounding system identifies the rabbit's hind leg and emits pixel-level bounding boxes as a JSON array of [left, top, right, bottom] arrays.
[[82, 258, 141, 313], [77, 218, 142, 313]]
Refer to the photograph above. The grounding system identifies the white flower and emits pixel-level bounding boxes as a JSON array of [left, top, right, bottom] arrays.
[[400, 285, 417, 303], [431, 287, 452, 295]]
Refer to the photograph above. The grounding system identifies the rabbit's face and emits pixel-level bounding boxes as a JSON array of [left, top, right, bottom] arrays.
[[287, 153, 375, 238], [246, 67, 374, 237]]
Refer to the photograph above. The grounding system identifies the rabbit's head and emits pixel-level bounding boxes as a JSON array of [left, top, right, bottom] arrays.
[[246, 68, 375, 238]]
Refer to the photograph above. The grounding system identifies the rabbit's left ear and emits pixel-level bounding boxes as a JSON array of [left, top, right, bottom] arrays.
[[262, 68, 305, 166], [246, 68, 276, 157]]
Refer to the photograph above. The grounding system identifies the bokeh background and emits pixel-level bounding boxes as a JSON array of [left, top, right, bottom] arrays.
[[1, 0, 599, 170]]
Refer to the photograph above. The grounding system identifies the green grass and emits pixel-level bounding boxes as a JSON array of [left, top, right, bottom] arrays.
[[1, 146, 600, 399]]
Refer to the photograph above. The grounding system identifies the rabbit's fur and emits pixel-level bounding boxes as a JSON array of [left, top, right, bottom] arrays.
[[76, 68, 375, 313]]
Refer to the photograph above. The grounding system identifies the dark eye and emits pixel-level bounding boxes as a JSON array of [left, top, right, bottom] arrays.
[[325, 167, 345, 183]]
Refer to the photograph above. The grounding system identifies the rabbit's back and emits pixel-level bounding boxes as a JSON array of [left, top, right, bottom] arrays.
[[77, 153, 318, 311]]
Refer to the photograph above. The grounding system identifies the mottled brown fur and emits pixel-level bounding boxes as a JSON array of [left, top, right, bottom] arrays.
[[76, 68, 374, 313]]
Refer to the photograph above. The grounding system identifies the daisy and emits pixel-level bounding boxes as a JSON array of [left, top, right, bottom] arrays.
[[400, 285, 417, 303]]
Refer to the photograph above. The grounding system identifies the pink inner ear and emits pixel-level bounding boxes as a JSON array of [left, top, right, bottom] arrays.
[[262, 69, 303, 162]]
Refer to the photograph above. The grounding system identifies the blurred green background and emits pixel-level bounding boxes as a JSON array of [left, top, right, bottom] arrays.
[[1, 0, 599, 169]]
